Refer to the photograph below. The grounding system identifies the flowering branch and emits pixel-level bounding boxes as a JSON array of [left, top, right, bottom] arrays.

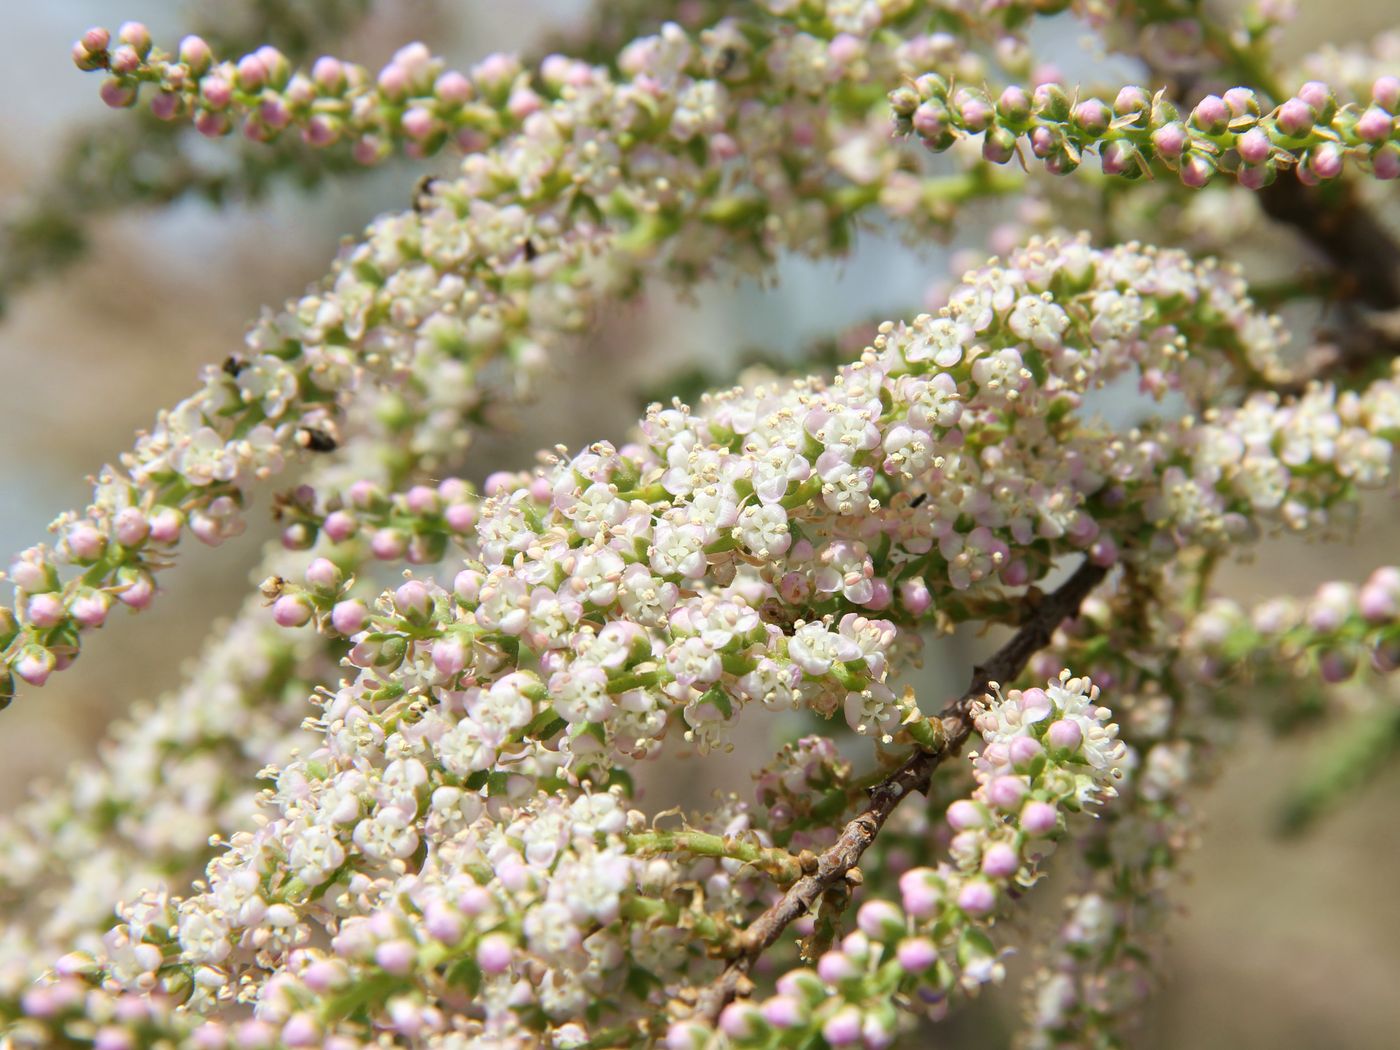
[[689, 558, 1108, 1024]]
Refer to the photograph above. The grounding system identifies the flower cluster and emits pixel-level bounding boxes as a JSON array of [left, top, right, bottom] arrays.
[[4, 0, 1400, 1046], [669, 674, 1127, 1049], [75, 26, 539, 163], [893, 72, 1400, 186]]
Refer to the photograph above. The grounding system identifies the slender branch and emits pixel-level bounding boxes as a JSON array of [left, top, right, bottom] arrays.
[[690, 559, 1109, 1022]]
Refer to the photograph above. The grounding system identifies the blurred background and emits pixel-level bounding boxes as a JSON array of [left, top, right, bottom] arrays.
[[1, 3, 1398, 1047]]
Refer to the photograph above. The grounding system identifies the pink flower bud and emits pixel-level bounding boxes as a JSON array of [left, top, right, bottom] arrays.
[[986, 775, 1028, 810], [1190, 94, 1230, 133], [856, 900, 904, 940], [305, 558, 342, 592], [15, 646, 56, 686], [148, 507, 183, 543], [81, 28, 111, 54], [1237, 126, 1272, 165], [760, 995, 804, 1029], [394, 580, 432, 619], [445, 502, 476, 533], [377, 63, 410, 99], [718, 1001, 763, 1040], [371, 528, 407, 560], [1373, 76, 1400, 111], [981, 842, 1020, 878], [272, 595, 313, 628], [817, 950, 858, 983], [1375, 143, 1400, 180], [1047, 718, 1083, 751], [72, 592, 109, 629], [374, 939, 415, 975], [424, 902, 463, 943], [280, 1015, 319, 1048], [896, 937, 938, 973], [64, 524, 106, 562], [957, 879, 996, 916], [312, 56, 346, 93], [402, 107, 437, 140], [946, 799, 985, 830], [179, 36, 213, 74], [1275, 97, 1315, 137], [1297, 80, 1332, 113], [330, 600, 369, 635], [476, 932, 513, 974], [899, 868, 942, 918], [1306, 142, 1344, 180], [26, 592, 65, 628], [201, 74, 233, 109], [1021, 799, 1058, 836], [117, 21, 151, 56], [322, 510, 357, 542], [899, 577, 932, 616], [236, 54, 267, 91], [115, 569, 154, 609], [100, 79, 138, 108], [1356, 106, 1393, 143], [1010, 734, 1045, 769], [114, 508, 149, 546], [1150, 121, 1189, 157], [822, 1007, 863, 1047], [1179, 151, 1215, 187], [432, 636, 467, 676]]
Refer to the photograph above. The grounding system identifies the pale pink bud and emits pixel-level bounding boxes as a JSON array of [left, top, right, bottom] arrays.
[[1373, 76, 1400, 111], [445, 503, 476, 533], [371, 528, 407, 560], [15, 646, 55, 686], [760, 995, 804, 1028], [272, 595, 312, 628], [896, 937, 938, 973], [305, 558, 342, 592], [1021, 799, 1058, 835], [432, 636, 467, 675], [435, 71, 472, 105], [117, 21, 151, 56], [236, 54, 266, 90], [1275, 97, 1314, 137], [981, 842, 1020, 878], [322, 510, 357, 542], [280, 1015, 319, 1048], [402, 107, 436, 140], [986, 775, 1027, 810], [179, 36, 213, 74], [946, 799, 985, 830], [1047, 718, 1083, 751], [374, 939, 415, 975], [718, 1002, 763, 1040], [476, 932, 513, 974], [81, 28, 111, 54], [823, 1007, 863, 1047], [201, 74, 233, 109], [148, 507, 183, 543], [330, 598, 368, 635], [394, 580, 432, 619], [100, 79, 138, 108], [115, 570, 154, 609], [957, 880, 996, 916], [899, 868, 942, 918], [1356, 106, 1393, 143], [817, 950, 858, 983], [114, 508, 150, 546], [73, 592, 112, 628], [507, 88, 543, 120], [856, 900, 904, 940], [312, 56, 346, 93]]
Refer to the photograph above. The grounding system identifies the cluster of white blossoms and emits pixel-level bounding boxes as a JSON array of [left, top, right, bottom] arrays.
[[3, 0, 1400, 1047]]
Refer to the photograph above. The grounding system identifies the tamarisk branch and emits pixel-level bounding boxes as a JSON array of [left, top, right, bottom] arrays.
[[690, 559, 1110, 1023]]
